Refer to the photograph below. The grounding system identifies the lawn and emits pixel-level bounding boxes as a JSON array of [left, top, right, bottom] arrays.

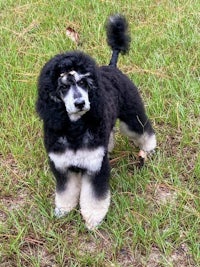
[[0, 0, 199, 266]]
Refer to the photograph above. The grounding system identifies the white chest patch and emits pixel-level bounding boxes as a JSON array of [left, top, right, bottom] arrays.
[[49, 147, 105, 173]]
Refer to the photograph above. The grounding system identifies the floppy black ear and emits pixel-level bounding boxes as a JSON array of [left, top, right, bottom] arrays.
[[36, 55, 69, 130], [36, 91, 68, 131]]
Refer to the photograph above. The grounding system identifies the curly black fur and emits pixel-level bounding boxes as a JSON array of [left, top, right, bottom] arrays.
[[106, 14, 131, 66], [36, 14, 156, 229], [106, 14, 131, 54]]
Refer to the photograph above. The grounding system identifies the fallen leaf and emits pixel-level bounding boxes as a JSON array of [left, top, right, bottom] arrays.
[[66, 27, 79, 44]]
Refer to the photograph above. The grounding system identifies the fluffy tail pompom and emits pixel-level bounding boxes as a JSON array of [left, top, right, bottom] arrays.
[[106, 14, 131, 67]]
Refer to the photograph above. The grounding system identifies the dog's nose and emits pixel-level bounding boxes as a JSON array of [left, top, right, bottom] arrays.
[[74, 99, 85, 110]]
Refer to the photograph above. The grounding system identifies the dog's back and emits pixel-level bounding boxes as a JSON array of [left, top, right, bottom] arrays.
[[104, 15, 156, 145]]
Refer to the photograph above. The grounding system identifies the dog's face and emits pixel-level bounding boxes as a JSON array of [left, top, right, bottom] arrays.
[[38, 52, 99, 122], [57, 70, 92, 121]]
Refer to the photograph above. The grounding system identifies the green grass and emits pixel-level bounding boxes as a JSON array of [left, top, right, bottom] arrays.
[[0, 0, 199, 266]]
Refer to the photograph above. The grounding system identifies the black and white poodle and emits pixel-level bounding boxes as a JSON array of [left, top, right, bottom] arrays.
[[36, 15, 156, 229]]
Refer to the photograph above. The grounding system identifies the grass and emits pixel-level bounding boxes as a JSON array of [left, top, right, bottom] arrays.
[[0, 0, 199, 266]]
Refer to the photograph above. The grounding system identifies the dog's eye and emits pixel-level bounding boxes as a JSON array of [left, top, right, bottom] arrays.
[[57, 85, 70, 98], [77, 79, 88, 88]]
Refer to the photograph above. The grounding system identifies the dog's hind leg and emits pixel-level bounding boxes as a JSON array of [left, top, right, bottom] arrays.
[[120, 120, 156, 153], [50, 163, 81, 217], [119, 99, 156, 153], [80, 155, 110, 230]]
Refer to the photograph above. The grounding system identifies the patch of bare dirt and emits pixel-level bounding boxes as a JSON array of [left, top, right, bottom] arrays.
[[162, 132, 198, 180], [146, 183, 177, 205], [146, 246, 162, 267], [1, 245, 56, 267], [146, 244, 195, 267], [0, 192, 28, 210], [21, 245, 56, 267], [72, 230, 113, 257], [115, 247, 143, 267], [0, 152, 22, 182], [170, 243, 195, 266]]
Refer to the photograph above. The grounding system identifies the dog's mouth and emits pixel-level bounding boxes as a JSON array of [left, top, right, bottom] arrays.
[[66, 104, 90, 121], [68, 108, 89, 115], [66, 101, 90, 114], [67, 109, 89, 122]]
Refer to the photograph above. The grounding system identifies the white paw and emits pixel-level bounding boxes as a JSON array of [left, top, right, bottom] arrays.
[[54, 201, 78, 218], [80, 192, 111, 230], [140, 133, 157, 152], [54, 207, 69, 218], [81, 206, 109, 230], [80, 174, 111, 230]]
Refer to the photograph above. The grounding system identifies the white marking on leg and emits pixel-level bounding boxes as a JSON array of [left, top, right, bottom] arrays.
[[80, 175, 110, 230], [55, 171, 81, 217], [120, 121, 156, 152], [108, 129, 115, 153], [49, 146, 105, 173]]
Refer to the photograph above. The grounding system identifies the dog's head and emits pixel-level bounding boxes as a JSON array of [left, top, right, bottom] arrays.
[[58, 69, 93, 121], [38, 51, 98, 122]]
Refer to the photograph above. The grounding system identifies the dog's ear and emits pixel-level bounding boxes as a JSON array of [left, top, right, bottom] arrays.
[[48, 76, 67, 103], [49, 93, 62, 103]]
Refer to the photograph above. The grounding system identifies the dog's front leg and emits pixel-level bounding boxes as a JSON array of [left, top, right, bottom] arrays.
[[80, 156, 111, 230], [50, 162, 81, 217]]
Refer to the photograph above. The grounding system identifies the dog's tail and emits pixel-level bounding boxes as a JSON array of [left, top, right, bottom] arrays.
[[106, 14, 131, 67]]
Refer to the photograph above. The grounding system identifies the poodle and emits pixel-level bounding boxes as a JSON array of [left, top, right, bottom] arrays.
[[36, 14, 156, 229]]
